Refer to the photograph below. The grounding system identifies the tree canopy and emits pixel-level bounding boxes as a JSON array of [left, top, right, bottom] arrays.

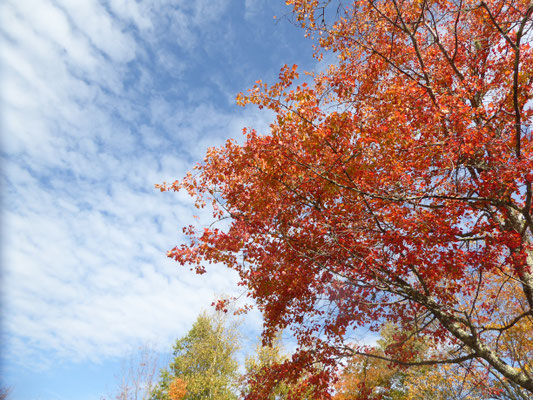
[[158, 0, 533, 397], [333, 323, 517, 400], [150, 312, 239, 400]]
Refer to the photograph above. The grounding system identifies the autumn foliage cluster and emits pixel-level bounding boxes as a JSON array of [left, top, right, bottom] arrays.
[[159, 0, 533, 397], [167, 379, 187, 400]]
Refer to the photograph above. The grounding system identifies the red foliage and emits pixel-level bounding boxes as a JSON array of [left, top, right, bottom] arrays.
[[158, 0, 533, 396]]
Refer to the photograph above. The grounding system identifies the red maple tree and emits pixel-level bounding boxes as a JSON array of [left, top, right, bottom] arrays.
[[158, 0, 533, 397]]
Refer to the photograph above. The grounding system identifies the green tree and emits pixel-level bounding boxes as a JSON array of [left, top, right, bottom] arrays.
[[150, 312, 239, 400]]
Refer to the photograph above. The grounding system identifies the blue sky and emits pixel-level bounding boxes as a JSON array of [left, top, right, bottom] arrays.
[[0, 1, 318, 399]]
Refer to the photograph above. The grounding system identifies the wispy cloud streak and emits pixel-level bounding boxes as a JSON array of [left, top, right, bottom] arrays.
[[0, 0, 275, 368]]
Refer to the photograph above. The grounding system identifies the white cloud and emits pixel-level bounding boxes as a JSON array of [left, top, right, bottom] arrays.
[[1, 173, 243, 364], [244, 0, 267, 20], [0, 0, 264, 369]]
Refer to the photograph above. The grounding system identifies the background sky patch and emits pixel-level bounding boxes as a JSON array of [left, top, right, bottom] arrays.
[[0, 1, 316, 398]]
